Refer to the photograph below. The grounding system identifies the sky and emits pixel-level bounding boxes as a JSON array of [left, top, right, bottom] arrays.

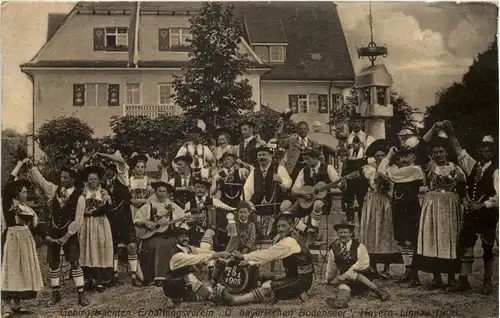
[[1, 1, 498, 133]]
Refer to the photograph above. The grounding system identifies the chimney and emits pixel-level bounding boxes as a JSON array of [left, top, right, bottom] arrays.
[[47, 13, 67, 42]]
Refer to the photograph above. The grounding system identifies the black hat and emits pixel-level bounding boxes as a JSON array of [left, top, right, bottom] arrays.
[[214, 127, 231, 137], [239, 120, 256, 128], [255, 144, 273, 154], [173, 155, 193, 165], [82, 166, 105, 180], [350, 112, 363, 121], [275, 212, 295, 225], [237, 201, 253, 211], [151, 180, 173, 192], [193, 177, 211, 187], [221, 151, 237, 160], [128, 154, 148, 168], [302, 148, 322, 159], [365, 139, 390, 158], [189, 127, 203, 135], [61, 166, 79, 179], [12, 179, 31, 190], [333, 220, 356, 231], [173, 225, 190, 236]]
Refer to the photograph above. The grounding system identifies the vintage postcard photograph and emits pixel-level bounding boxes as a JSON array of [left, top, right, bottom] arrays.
[[1, 1, 498, 317]]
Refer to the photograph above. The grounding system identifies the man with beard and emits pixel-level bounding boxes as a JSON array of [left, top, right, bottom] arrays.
[[243, 145, 292, 239], [163, 224, 231, 307], [95, 152, 141, 287], [279, 121, 320, 182], [217, 212, 314, 305], [26, 159, 89, 306], [446, 121, 498, 295]]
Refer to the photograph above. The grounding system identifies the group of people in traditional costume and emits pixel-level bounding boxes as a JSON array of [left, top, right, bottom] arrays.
[[1, 115, 497, 316]]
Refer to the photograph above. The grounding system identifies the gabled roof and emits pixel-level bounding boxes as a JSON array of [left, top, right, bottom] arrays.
[[23, 1, 354, 82]]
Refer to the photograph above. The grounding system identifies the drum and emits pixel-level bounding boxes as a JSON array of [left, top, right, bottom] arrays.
[[219, 264, 255, 294]]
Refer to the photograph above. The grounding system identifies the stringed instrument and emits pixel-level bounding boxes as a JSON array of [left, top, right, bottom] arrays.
[[136, 215, 196, 240], [297, 171, 360, 209]]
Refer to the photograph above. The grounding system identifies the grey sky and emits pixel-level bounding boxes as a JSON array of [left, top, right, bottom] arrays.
[[1, 1, 497, 133]]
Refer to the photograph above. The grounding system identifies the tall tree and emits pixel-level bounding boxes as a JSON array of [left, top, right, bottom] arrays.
[[424, 40, 498, 154], [172, 2, 255, 135]]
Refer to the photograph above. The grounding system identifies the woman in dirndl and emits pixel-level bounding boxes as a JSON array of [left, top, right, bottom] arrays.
[[1, 161, 44, 317], [413, 136, 465, 288], [134, 181, 183, 288], [79, 166, 114, 292], [359, 140, 401, 279]]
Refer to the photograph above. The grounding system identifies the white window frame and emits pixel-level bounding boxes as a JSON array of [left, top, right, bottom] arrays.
[[105, 27, 129, 50], [125, 83, 141, 105], [297, 94, 309, 114], [169, 28, 192, 49], [158, 83, 175, 105], [253, 46, 269, 63], [270, 46, 285, 62], [84, 83, 108, 108]]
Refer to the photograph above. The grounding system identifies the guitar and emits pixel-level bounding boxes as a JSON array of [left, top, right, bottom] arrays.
[[136, 215, 196, 240], [297, 171, 360, 209]]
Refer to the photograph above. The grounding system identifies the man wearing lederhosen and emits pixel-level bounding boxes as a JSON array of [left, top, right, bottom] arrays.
[[446, 121, 499, 295], [26, 159, 89, 306], [95, 152, 141, 287], [281, 148, 343, 246], [342, 113, 369, 223], [243, 144, 292, 240], [211, 152, 249, 208]]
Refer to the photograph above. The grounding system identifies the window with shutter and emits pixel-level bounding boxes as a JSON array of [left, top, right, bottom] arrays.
[[108, 84, 120, 106], [288, 95, 298, 113], [158, 28, 170, 51], [318, 94, 328, 113], [93, 28, 105, 51], [73, 84, 85, 106]]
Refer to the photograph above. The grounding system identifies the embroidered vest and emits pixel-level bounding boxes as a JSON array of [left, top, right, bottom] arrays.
[[173, 175, 195, 207], [219, 168, 243, 200], [104, 178, 131, 210], [130, 176, 149, 199], [303, 164, 330, 186], [281, 234, 315, 277], [466, 163, 497, 203], [393, 180, 422, 202], [51, 187, 83, 232], [188, 197, 214, 229], [251, 163, 279, 204], [331, 239, 360, 274]]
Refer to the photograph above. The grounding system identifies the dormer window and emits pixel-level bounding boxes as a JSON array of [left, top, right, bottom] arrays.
[[253, 45, 286, 63], [105, 28, 128, 51]]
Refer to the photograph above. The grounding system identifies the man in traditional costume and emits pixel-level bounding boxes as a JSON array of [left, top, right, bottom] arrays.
[[96, 152, 140, 287], [378, 142, 424, 286], [243, 145, 292, 239], [172, 127, 214, 174], [325, 221, 390, 309], [184, 175, 236, 279], [446, 121, 498, 295], [26, 159, 89, 306], [217, 212, 314, 305], [278, 121, 320, 182], [211, 152, 249, 208], [169, 155, 196, 208], [281, 148, 342, 246], [237, 120, 266, 166], [163, 224, 231, 307]]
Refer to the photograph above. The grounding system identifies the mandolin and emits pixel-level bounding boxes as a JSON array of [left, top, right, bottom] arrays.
[[297, 171, 360, 209]]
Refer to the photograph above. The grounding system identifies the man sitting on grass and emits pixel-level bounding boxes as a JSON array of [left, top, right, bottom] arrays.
[[217, 212, 314, 305], [325, 220, 390, 309]]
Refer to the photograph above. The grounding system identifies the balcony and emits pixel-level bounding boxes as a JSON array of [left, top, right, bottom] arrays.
[[124, 104, 182, 118]]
